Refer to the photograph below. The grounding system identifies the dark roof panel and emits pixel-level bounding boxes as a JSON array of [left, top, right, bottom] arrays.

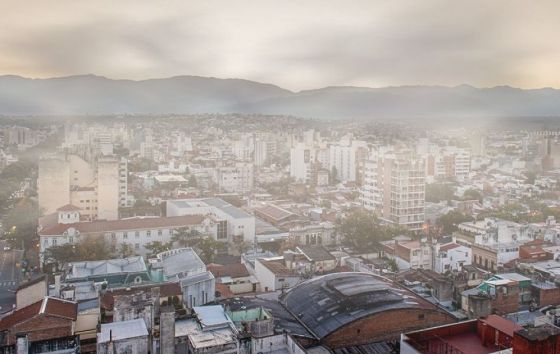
[[281, 272, 444, 338]]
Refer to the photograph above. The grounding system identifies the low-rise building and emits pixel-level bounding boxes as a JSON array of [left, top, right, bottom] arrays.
[[254, 257, 300, 292], [150, 248, 215, 309], [166, 198, 255, 244], [97, 318, 149, 354], [434, 242, 471, 273], [39, 211, 217, 262], [208, 263, 255, 294], [0, 297, 78, 349], [175, 305, 238, 354]]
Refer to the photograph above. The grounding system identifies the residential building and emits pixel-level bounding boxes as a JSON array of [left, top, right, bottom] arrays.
[[166, 198, 255, 244], [97, 319, 149, 354], [150, 248, 215, 309], [434, 242, 472, 273], [361, 150, 426, 231], [38, 212, 217, 261], [38, 153, 127, 218], [0, 297, 79, 349]]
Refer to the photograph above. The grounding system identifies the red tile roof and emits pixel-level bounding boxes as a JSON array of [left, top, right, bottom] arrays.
[[259, 259, 296, 276], [215, 283, 235, 298], [56, 204, 82, 212], [439, 243, 461, 252], [39, 215, 206, 236], [208, 263, 250, 278], [0, 297, 77, 331]]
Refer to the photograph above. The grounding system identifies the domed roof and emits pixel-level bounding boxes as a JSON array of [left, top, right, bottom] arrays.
[[281, 272, 439, 338]]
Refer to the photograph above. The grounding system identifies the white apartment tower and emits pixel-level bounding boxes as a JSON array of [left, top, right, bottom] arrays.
[[361, 150, 426, 231], [38, 154, 127, 220]]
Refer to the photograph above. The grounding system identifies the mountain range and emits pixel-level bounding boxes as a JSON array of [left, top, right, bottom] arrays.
[[1, 74, 560, 119]]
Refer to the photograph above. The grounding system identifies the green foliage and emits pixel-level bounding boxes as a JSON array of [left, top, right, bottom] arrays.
[[330, 166, 339, 185], [172, 227, 202, 248], [340, 209, 409, 250], [187, 175, 198, 188], [195, 238, 226, 263], [128, 158, 157, 172], [425, 183, 455, 202], [3, 199, 41, 249], [436, 210, 474, 234], [45, 236, 114, 268], [462, 189, 482, 201], [144, 241, 173, 257], [524, 171, 537, 185]]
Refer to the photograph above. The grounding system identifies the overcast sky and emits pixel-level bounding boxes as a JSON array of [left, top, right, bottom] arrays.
[[0, 1, 559, 91]]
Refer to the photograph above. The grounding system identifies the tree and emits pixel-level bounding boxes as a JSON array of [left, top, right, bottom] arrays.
[[172, 227, 202, 248], [44, 236, 113, 269], [187, 175, 198, 188], [524, 171, 537, 185], [75, 236, 113, 261], [339, 209, 399, 250], [195, 238, 226, 263], [44, 244, 77, 269], [425, 183, 455, 202], [144, 241, 173, 257], [3, 198, 41, 250], [330, 166, 340, 185], [116, 243, 136, 258], [436, 211, 474, 234], [463, 189, 482, 202]]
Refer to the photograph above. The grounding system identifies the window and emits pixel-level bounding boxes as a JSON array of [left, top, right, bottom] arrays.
[[146, 230, 151, 237], [158, 229, 163, 236], [123, 232, 128, 239], [135, 231, 139, 238], [111, 232, 116, 239], [135, 243, 140, 250]]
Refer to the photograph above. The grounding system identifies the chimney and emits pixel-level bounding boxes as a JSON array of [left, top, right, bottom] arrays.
[[54, 274, 61, 297]]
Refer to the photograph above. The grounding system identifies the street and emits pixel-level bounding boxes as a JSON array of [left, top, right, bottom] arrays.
[[0, 240, 22, 313]]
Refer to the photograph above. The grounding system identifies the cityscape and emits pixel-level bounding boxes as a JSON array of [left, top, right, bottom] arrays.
[[2, 1, 560, 354]]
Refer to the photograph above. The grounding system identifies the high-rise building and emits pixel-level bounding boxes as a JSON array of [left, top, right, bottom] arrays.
[[214, 162, 254, 194], [38, 154, 127, 220], [290, 142, 317, 183], [328, 137, 368, 183], [361, 150, 426, 231]]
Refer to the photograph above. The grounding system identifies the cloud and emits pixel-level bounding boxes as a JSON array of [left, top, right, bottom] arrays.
[[0, 0, 559, 90]]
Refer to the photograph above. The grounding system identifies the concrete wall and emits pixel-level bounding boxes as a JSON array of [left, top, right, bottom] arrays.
[[38, 157, 70, 214], [97, 336, 149, 354], [97, 156, 120, 220], [16, 279, 47, 309]]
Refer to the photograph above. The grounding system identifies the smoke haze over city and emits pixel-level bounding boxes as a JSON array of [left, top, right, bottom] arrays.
[[1, 2, 560, 354]]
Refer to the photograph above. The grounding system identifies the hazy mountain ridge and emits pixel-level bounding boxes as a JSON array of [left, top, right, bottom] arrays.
[[1, 75, 560, 119]]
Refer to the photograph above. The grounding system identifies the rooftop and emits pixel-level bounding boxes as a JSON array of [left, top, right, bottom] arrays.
[[168, 198, 252, 219], [0, 297, 77, 332], [40, 214, 206, 236], [281, 272, 447, 339], [67, 256, 146, 280], [208, 263, 250, 279], [154, 248, 206, 280], [98, 318, 148, 343], [297, 245, 336, 262], [254, 204, 296, 222], [193, 305, 233, 329]]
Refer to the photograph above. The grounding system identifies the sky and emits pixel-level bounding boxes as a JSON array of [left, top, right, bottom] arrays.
[[0, 0, 559, 91]]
